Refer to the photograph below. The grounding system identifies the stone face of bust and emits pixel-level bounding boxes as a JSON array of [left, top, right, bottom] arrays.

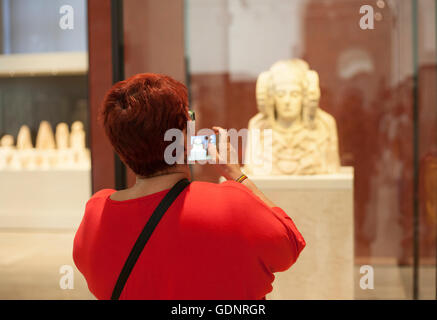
[[269, 60, 306, 128], [274, 81, 303, 123]]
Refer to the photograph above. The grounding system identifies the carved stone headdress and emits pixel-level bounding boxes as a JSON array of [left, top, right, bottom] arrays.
[[255, 59, 310, 127]]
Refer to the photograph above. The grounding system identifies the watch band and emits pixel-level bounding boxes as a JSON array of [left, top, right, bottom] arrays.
[[236, 174, 248, 183]]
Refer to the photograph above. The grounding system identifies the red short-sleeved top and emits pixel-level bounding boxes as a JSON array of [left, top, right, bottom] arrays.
[[73, 180, 305, 300]]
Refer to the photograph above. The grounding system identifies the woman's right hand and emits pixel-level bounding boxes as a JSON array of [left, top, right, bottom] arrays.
[[207, 126, 243, 181]]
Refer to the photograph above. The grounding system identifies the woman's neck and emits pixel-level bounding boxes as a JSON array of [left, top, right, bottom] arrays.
[[134, 170, 189, 190], [110, 168, 190, 201]]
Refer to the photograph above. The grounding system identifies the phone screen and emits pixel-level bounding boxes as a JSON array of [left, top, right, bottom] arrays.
[[188, 134, 216, 161]]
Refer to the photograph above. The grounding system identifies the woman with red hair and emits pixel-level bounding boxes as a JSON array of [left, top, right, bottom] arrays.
[[73, 73, 305, 300]]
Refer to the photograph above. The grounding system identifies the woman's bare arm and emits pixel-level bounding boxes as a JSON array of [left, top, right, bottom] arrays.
[[208, 126, 277, 208]]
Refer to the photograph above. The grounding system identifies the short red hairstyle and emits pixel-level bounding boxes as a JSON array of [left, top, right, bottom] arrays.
[[100, 73, 189, 177]]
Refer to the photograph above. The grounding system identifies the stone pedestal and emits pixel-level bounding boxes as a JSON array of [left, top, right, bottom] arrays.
[[248, 167, 354, 300], [0, 169, 91, 230]]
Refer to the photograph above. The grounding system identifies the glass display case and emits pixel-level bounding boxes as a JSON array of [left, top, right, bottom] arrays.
[[0, 0, 90, 230], [183, 0, 436, 299], [0, 0, 92, 299]]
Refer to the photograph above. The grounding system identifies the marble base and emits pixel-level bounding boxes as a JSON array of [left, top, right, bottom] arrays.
[[0, 169, 91, 230], [245, 167, 354, 299]]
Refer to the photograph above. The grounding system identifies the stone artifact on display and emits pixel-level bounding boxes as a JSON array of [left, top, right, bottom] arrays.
[[0, 121, 91, 170], [244, 59, 340, 175]]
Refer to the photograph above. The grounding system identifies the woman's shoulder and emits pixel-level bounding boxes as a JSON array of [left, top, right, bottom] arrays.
[[79, 189, 115, 227], [92, 188, 116, 199], [86, 188, 116, 206], [189, 180, 259, 206], [204, 180, 256, 197], [191, 180, 247, 192]]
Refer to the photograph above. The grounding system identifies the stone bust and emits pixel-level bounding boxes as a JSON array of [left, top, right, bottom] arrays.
[[244, 59, 340, 175]]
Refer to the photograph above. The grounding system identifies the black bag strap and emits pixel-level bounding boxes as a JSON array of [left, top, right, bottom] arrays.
[[111, 178, 191, 300]]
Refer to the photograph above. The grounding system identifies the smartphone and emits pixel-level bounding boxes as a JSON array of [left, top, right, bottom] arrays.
[[188, 134, 216, 161]]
